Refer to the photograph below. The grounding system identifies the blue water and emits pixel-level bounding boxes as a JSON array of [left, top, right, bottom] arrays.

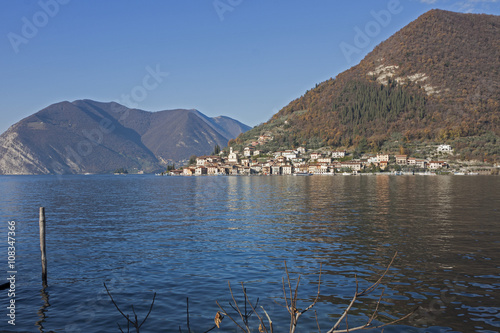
[[0, 175, 499, 332]]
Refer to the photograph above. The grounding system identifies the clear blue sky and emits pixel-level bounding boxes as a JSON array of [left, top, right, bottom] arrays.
[[1, 0, 499, 134]]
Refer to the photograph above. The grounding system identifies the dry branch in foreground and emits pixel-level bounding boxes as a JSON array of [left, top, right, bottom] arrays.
[[216, 252, 417, 333], [104, 282, 156, 333], [105, 252, 416, 332]]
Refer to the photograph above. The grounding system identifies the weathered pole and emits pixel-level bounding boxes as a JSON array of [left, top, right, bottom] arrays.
[[39, 207, 47, 287]]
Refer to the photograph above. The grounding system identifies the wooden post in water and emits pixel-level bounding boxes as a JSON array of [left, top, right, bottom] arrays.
[[39, 207, 47, 287]]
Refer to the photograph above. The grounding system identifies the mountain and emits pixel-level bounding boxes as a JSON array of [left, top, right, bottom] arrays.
[[232, 10, 500, 161], [0, 100, 250, 174]]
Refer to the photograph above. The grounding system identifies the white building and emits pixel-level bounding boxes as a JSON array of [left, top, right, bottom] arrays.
[[283, 151, 297, 160], [428, 161, 447, 169], [282, 165, 293, 175], [437, 145, 453, 154], [196, 156, 208, 166], [243, 146, 254, 157], [310, 152, 322, 160], [377, 153, 390, 162], [228, 147, 239, 164], [332, 151, 346, 158], [317, 157, 332, 163], [195, 166, 207, 175]]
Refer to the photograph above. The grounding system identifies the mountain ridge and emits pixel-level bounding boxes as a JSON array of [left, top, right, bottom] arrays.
[[231, 9, 500, 161], [0, 100, 250, 174]]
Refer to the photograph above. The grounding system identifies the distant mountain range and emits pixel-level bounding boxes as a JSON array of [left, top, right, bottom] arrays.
[[0, 100, 250, 174], [2, 10, 499, 175], [233, 9, 500, 161]]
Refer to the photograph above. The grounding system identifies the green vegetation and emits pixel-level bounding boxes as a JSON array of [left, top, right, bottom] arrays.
[[228, 10, 500, 161], [113, 168, 128, 174], [452, 132, 500, 162], [212, 144, 221, 155], [336, 80, 426, 127], [188, 155, 197, 166]]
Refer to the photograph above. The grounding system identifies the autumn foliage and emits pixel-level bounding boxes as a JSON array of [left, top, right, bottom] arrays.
[[235, 10, 500, 160]]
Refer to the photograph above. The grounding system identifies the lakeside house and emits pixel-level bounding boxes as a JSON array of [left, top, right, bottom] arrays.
[[428, 161, 448, 169], [377, 153, 390, 163], [183, 167, 195, 176], [171, 145, 458, 176], [415, 159, 427, 169], [195, 166, 207, 175], [395, 155, 408, 165], [282, 165, 293, 175], [341, 161, 363, 171]]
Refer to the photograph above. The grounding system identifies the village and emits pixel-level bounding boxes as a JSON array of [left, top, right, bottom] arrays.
[[165, 142, 467, 176]]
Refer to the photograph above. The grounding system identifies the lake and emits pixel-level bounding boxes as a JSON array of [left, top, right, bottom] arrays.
[[0, 174, 499, 332]]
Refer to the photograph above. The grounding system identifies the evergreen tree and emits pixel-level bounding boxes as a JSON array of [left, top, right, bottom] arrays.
[[213, 144, 221, 155]]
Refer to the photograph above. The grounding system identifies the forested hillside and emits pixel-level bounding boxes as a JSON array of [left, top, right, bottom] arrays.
[[232, 9, 500, 161]]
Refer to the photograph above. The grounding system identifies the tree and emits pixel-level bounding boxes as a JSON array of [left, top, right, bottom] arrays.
[[356, 136, 368, 154], [213, 144, 221, 155], [188, 155, 197, 165], [113, 168, 128, 174]]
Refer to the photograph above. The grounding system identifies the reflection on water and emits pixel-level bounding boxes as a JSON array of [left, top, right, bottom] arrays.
[[36, 286, 50, 332], [0, 175, 499, 332]]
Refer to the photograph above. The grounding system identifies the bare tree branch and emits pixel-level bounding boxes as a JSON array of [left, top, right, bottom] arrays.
[[139, 293, 156, 329], [261, 306, 274, 333], [329, 276, 360, 332], [281, 261, 322, 333], [359, 252, 398, 297], [300, 263, 322, 315], [315, 310, 321, 333], [240, 283, 267, 333], [326, 252, 415, 333], [216, 300, 247, 332], [228, 281, 251, 332], [104, 282, 156, 333]]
